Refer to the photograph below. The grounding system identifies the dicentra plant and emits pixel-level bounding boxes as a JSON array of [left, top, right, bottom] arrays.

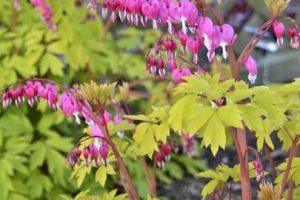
[[1, 0, 300, 199]]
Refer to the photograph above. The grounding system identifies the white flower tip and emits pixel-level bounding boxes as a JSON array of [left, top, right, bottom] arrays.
[[248, 73, 257, 84]]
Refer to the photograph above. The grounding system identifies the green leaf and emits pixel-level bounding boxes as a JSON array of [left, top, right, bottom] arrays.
[[95, 165, 107, 187], [201, 179, 218, 200], [238, 105, 264, 132], [168, 94, 196, 132], [187, 106, 216, 135], [112, 120, 135, 133], [217, 105, 243, 128], [203, 114, 226, 156], [153, 120, 169, 144], [123, 114, 150, 122], [40, 53, 63, 76], [133, 122, 158, 157], [0, 114, 33, 135], [70, 165, 92, 188], [30, 142, 46, 170], [46, 137, 73, 152], [47, 41, 66, 54]]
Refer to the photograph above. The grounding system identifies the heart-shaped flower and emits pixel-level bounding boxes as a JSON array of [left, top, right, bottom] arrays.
[[172, 67, 191, 83]]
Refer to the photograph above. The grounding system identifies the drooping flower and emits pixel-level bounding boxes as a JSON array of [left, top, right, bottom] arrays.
[[172, 67, 191, 83], [206, 26, 221, 62], [178, 30, 188, 54], [156, 150, 164, 168], [168, 58, 177, 72], [157, 57, 165, 77], [243, 55, 258, 84], [9, 85, 24, 107], [161, 144, 171, 162], [198, 16, 214, 50], [252, 158, 264, 183], [100, 142, 109, 166], [273, 20, 285, 48], [182, 133, 195, 157], [169, 0, 198, 34], [83, 147, 90, 167], [186, 35, 203, 64], [287, 28, 299, 49], [219, 24, 236, 59], [142, 0, 160, 29], [146, 55, 156, 74], [90, 144, 99, 167], [60, 91, 81, 124], [108, 0, 119, 22]]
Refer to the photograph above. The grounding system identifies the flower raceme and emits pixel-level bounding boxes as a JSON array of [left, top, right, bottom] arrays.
[[102, 0, 238, 82]]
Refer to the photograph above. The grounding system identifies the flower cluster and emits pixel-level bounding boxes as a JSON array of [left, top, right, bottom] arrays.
[[2, 80, 58, 110], [66, 141, 109, 168], [101, 0, 237, 81], [30, 0, 56, 31], [156, 144, 171, 168], [1, 80, 128, 169]]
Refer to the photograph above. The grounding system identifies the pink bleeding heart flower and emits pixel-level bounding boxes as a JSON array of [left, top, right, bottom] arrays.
[[172, 67, 191, 83], [157, 57, 166, 78], [108, 0, 119, 22], [2, 91, 12, 109], [207, 26, 221, 62], [178, 30, 188, 54], [186, 35, 203, 64], [273, 20, 284, 48], [162, 144, 171, 162], [118, 0, 127, 21], [146, 56, 156, 74], [169, 0, 198, 34], [90, 144, 99, 167], [126, 0, 144, 26], [198, 16, 214, 50], [23, 84, 35, 108], [83, 147, 90, 167], [158, 0, 173, 33], [244, 55, 258, 84], [168, 58, 177, 72], [60, 91, 81, 124], [156, 150, 165, 168], [287, 28, 299, 49], [219, 24, 236, 59], [102, 0, 108, 18], [100, 142, 109, 166], [10, 85, 24, 107], [142, 0, 160, 29]]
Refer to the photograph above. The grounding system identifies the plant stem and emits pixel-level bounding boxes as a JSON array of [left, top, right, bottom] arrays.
[[226, 46, 239, 80], [287, 180, 294, 200], [232, 128, 252, 200], [141, 156, 156, 197], [263, 143, 277, 179], [278, 136, 300, 198], [213, 57, 227, 81]]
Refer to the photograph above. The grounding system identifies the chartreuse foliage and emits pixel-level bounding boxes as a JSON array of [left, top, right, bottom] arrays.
[[61, 189, 129, 200], [0, 106, 75, 200], [1, 0, 162, 199], [167, 74, 286, 155], [197, 163, 258, 199], [125, 106, 170, 158]]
